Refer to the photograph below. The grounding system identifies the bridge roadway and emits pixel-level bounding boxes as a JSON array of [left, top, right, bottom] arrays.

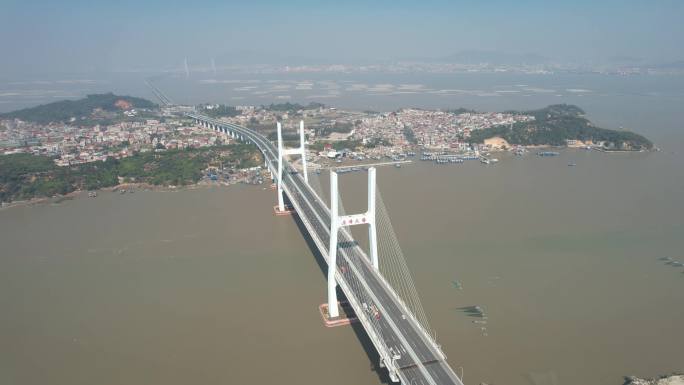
[[188, 113, 464, 385]]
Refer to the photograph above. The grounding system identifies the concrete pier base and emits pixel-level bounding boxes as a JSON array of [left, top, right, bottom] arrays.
[[273, 205, 295, 216], [319, 301, 358, 328]]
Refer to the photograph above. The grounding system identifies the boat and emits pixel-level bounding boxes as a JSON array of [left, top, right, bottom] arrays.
[[538, 151, 560, 157], [395, 163, 401, 168], [568, 162, 577, 167]]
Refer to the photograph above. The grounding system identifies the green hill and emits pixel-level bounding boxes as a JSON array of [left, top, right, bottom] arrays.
[[0, 93, 157, 125], [468, 104, 653, 150]]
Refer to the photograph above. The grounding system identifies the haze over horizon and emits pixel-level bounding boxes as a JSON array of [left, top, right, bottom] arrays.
[[2, 0, 684, 75]]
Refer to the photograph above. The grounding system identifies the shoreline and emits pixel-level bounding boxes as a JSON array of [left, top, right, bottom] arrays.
[[0, 181, 243, 212], [624, 375, 684, 385], [0, 144, 653, 211]]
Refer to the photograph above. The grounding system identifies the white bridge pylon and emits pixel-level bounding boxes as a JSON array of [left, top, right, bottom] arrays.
[[276, 120, 308, 212], [327, 167, 379, 318]]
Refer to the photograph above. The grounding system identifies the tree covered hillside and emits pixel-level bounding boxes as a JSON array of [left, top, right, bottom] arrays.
[[468, 104, 652, 150], [0, 93, 157, 124]]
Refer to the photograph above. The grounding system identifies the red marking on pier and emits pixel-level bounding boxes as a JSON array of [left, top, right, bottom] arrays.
[[319, 301, 358, 328], [273, 205, 295, 216]]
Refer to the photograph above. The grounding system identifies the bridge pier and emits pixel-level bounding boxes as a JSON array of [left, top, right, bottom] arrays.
[[265, 159, 273, 180]]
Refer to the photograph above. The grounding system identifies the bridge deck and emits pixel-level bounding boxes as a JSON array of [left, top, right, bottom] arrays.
[[189, 114, 464, 385]]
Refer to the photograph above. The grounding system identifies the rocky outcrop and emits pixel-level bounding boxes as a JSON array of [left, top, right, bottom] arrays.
[[624, 375, 684, 385]]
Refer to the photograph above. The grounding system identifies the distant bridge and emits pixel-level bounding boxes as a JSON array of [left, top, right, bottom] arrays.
[[188, 113, 465, 385]]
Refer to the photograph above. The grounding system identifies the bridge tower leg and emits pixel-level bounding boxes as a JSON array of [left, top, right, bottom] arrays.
[[299, 120, 308, 185], [276, 122, 285, 212], [367, 167, 379, 270], [328, 170, 340, 318]]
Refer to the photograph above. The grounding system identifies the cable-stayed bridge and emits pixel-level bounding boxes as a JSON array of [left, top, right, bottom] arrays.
[[188, 113, 464, 385], [145, 78, 173, 107]]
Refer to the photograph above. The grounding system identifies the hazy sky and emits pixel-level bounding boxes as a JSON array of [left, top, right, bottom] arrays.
[[1, 0, 683, 74]]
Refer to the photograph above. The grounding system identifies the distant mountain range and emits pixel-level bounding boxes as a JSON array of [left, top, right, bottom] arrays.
[[649, 60, 684, 69], [184, 49, 682, 72], [431, 50, 549, 65]]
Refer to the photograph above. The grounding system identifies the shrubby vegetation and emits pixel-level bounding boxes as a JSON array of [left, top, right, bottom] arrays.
[[0, 154, 70, 200], [468, 104, 653, 150], [0, 93, 157, 125], [363, 137, 391, 148], [0, 144, 262, 202], [403, 126, 417, 144], [200, 104, 240, 118], [315, 121, 354, 137], [262, 102, 325, 113], [309, 139, 366, 151], [446, 107, 477, 114]]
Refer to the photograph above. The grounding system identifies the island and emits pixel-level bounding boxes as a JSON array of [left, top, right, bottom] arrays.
[[468, 104, 653, 151]]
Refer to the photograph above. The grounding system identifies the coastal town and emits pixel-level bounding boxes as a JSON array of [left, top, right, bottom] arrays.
[[0, 111, 226, 166], [0, 98, 628, 168], [0, 94, 654, 205]]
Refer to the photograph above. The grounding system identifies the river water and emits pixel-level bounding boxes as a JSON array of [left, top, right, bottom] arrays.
[[1, 73, 683, 385]]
